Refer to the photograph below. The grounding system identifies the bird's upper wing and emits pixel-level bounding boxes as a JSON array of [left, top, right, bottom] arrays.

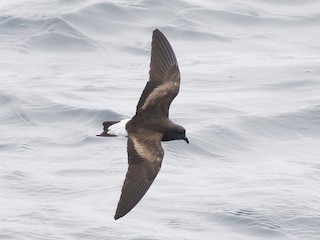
[[136, 29, 180, 116], [114, 131, 164, 220]]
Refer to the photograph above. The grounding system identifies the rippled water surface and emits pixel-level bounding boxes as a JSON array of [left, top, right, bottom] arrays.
[[1, 0, 320, 239]]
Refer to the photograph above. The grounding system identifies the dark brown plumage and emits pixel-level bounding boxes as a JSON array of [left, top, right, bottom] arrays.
[[98, 29, 188, 220]]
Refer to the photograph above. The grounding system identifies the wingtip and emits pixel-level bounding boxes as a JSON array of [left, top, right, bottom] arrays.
[[150, 27, 178, 69], [114, 211, 124, 220], [153, 28, 163, 37]]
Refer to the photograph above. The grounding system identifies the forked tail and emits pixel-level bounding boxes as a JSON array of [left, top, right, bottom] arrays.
[[96, 119, 130, 137], [96, 121, 120, 137]]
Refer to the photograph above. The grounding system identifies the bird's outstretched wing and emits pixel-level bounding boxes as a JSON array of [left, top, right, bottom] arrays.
[[114, 132, 164, 220], [136, 29, 180, 116]]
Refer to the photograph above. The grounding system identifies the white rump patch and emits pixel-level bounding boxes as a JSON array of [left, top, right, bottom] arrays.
[[107, 118, 130, 137]]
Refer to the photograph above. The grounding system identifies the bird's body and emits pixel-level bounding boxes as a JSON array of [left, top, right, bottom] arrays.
[[97, 29, 188, 220]]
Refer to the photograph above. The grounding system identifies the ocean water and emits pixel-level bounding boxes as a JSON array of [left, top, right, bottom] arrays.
[[1, 0, 320, 239]]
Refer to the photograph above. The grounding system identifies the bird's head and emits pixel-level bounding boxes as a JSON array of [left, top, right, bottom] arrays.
[[176, 126, 189, 144], [182, 128, 189, 144], [163, 123, 189, 143]]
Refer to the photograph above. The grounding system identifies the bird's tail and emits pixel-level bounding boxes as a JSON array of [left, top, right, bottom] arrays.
[[96, 121, 120, 137]]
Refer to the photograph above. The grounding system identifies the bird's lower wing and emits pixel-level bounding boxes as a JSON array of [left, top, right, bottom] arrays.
[[114, 134, 164, 220]]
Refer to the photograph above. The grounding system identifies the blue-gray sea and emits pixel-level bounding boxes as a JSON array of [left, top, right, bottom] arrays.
[[1, 0, 320, 239]]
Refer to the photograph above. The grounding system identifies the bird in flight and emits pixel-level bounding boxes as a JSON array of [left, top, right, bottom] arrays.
[[97, 29, 188, 220]]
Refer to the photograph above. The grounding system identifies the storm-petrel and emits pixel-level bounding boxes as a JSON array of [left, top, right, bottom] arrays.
[[97, 29, 188, 220]]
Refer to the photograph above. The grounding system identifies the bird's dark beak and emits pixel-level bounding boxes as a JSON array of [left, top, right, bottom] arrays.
[[184, 137, 189, 144]]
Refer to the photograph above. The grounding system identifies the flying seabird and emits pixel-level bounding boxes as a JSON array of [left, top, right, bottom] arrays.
[[97, 29, 189, 220]]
